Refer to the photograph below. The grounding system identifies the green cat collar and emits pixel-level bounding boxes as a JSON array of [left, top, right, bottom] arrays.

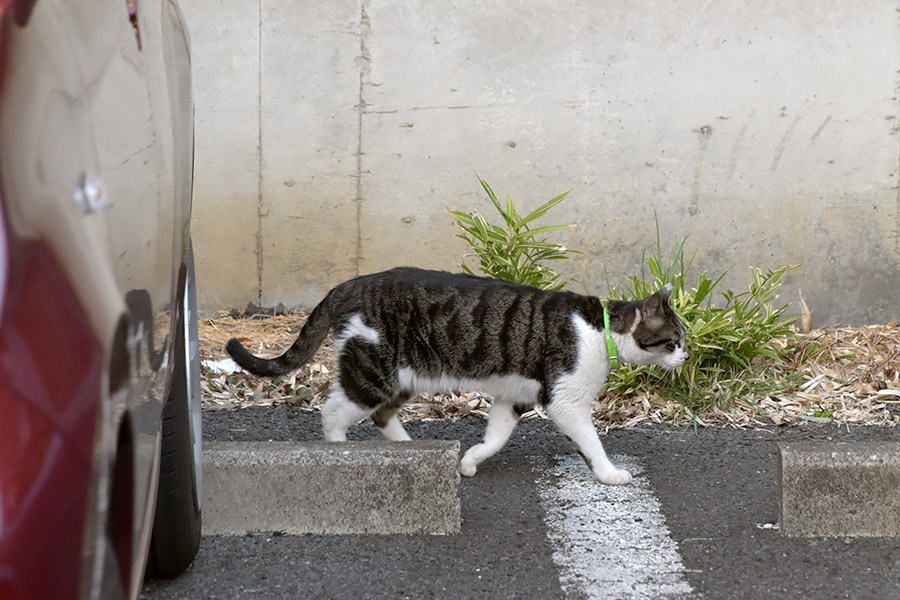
[[602, 302, 619, 371]]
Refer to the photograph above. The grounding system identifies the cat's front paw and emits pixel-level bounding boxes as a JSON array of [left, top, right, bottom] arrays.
[[596, 468, 632, 485], [459, 458, 477, 477]]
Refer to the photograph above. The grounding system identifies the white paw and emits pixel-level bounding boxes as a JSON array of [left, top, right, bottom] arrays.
[[597, 468, 632, 485], [459, 458, 477, 477]]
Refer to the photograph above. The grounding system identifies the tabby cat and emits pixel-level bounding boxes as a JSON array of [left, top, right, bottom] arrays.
[[226, 267, 688, 485]]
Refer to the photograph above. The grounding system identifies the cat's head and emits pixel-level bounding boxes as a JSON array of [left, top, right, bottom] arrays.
[[614, 283, 689, 370]]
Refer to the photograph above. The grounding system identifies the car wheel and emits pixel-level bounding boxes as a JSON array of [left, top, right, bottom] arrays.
[[146, 243, 202, 578]]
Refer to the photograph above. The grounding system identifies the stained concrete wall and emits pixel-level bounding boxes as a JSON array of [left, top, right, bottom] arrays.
[[182, 0, 900, 326]]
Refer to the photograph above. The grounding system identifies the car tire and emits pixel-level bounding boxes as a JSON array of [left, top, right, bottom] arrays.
[[146, 244, 202, 578]]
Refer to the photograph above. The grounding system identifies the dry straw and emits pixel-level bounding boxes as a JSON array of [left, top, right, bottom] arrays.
[[199, 311, 899, 430]]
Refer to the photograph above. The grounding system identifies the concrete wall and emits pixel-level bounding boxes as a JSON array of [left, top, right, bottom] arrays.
[[182, 0, 900, 327]]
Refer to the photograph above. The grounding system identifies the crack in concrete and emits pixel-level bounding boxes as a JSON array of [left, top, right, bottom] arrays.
[[689, 125, 713, 216], [727, 109, 755, 182], [770, 114, 802, 172], [256, 0, 264, 305], [354, 1, 372, 276], [895, 67, 900, 257], [367, 105, 474, 114], [808, 115, 832, 147]]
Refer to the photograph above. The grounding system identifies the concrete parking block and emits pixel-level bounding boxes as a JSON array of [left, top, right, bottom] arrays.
[[202, 441, 460, 535], [779, 442, 900, 537]]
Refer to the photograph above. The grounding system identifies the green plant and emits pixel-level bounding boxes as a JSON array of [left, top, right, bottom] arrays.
[[449, 175, 578, 290], [811, 406, 834, 419], [606, 219, 807, 416]]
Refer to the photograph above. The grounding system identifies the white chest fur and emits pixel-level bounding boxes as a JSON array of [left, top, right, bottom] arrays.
[[552, 313, 611, 400]]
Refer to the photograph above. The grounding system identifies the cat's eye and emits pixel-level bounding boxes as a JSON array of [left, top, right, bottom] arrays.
[[643, 339, 677, 352]]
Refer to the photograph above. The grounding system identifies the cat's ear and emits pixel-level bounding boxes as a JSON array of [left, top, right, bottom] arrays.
[[658, 282, 674, 303], [641, 284, 673, 324]]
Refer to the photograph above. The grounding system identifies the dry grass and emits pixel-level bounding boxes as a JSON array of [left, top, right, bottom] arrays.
[[199, 311, 899, 429], [773, 323, 900, 425]]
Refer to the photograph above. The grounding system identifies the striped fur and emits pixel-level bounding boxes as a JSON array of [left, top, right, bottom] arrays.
[[226, 267, 687, 484]]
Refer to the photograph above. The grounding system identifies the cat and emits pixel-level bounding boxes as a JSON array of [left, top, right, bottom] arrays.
[[226, 267, 688, 485]]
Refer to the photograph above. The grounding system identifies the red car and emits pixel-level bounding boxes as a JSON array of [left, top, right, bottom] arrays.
[[0, 0, 201, 598]]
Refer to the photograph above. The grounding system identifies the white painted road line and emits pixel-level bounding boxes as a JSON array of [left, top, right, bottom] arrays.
[[537, 454, 694, 600]]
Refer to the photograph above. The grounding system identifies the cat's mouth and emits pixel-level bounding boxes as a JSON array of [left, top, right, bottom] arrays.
[[664, 348, 689, 370], [651, 346, 689, 371]]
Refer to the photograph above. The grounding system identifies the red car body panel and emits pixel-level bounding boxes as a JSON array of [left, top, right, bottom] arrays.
[[0, 231, 103, 599], [0, 234, 103, 599]]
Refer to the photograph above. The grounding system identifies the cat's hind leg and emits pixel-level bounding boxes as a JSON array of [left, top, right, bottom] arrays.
[[460, 401, 521, 477], [372, 402, 412, 441], [546, 391, 631, 485], [327, 336, 399, 440], [321, 384, 374, 441]]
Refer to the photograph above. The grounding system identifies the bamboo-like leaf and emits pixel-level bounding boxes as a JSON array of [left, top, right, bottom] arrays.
[[477, 174, 498, 204], [477, 175, 511, 223], [516, 189, 573, 228], [505, 194, 521, 228], [448, 209, 475, 225], [511, 223, 574, 242]]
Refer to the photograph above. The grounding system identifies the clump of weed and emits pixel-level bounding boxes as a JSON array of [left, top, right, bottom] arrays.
[[606, 220, 807, 418], [449, 175, 579, 290], [452, 184, 809, 421]]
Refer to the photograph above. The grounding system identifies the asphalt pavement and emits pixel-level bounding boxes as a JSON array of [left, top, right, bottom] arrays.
[[142, 406, 900, 600]]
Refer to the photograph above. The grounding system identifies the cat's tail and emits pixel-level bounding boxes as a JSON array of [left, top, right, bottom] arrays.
[[225, 294, 334, 377]]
